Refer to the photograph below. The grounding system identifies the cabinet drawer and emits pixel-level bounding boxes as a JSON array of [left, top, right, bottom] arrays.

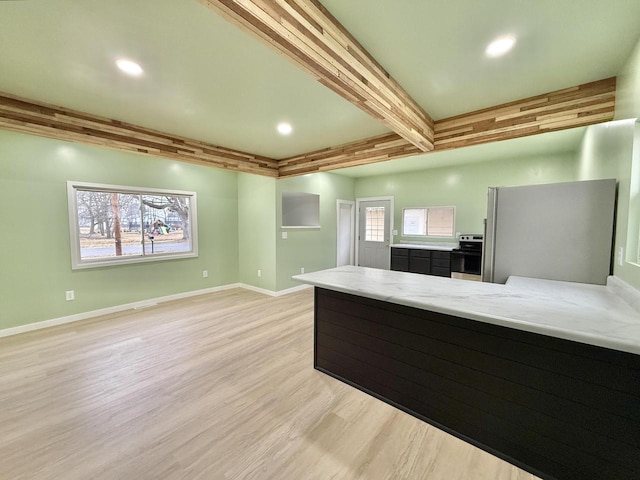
[[391, 255, 409, 272], [391, 248, 409, 257], [432, 258, 450, 268], [409, 258, 430, 274], [409, 249, 431, 258], [431, 251, 451, 260], [431, 266, 451, 277]]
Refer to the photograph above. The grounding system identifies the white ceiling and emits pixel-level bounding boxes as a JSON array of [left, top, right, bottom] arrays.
[[336, 126, 587, 178], [322, 0, 640, 119], [0, 0, 639, 164]]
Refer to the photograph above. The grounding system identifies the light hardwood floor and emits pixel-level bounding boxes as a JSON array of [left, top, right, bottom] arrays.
[[0, 288, 540, 480]]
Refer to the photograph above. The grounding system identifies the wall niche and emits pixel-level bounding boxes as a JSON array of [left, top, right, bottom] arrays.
[[281, 192, 320, 228]]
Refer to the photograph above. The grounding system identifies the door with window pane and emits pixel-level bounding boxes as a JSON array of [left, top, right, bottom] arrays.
[[358, 200, 391, 269]]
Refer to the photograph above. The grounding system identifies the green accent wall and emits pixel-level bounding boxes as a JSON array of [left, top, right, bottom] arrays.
[[355, 152, 578, 243], [577, 120, 639, 289], [615, 35, 640, 121], [237, 173, 277, 291], [0, 130, 239, 330], [605, 33, 640, 291], [275, 173, 355, 291], [577, 34, 640, 291]]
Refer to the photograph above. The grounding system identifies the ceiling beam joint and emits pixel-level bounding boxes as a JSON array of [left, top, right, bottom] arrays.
[[200, 0, 435, 151]]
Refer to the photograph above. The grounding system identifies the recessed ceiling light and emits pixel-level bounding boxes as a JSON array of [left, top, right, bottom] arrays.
[[485, 35, 516, 58], [116, 58, 144, 77], [277, 122, 293, 135]]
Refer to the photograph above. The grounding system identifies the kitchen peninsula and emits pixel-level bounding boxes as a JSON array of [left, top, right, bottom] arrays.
[[293, 266, 640, 480]]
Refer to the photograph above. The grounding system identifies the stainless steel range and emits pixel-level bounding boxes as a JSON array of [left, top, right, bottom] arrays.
[[451, 234, 483, 276]]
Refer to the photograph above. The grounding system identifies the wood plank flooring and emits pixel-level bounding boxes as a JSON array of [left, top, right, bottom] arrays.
[[0, 288, 540, 480]]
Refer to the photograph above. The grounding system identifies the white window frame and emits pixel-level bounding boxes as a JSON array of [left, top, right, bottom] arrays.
[[402, 206, 456, 238], [67, 181, 198, 270]]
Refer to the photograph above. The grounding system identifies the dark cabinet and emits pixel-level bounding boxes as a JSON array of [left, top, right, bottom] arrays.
[[390, 248, 409, 271], [315, 288, 640, 480], [430, 251, 451, 277], [408, 249, 431, 274], [391, 247, 450, 277]]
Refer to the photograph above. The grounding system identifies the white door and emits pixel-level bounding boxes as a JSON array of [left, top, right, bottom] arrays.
[[357, 199, 391, 269], [336, 200, 355, 266]]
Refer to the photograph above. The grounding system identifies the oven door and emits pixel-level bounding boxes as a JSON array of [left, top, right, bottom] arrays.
[[451, 250, 482, 275]]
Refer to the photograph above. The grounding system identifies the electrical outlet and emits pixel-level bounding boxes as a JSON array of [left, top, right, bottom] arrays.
[[65, 290, 74, 301], [300, 267, 305, 274], [257, 269, 262, 277], [202, 270, 208, 278], [282, 232, 288, 239], [618, 247, 624, 266]]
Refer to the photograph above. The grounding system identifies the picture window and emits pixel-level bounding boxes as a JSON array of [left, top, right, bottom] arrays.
[[67, 181, 198, 269]]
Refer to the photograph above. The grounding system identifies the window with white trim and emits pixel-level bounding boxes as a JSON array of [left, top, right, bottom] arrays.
[[67, 181, 198, 269], [402, 206, 455, 237], [365, 206, 386, 242]]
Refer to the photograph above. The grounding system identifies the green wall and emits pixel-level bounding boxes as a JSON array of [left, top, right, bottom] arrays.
[[237, 173, 277, 291], [575, 33, 640, 291], [355, 152, 578, 243], [238, 171, 356, 292], [0, 130, 239, 330], [0, 132, 355, 330], [276, 173, 355, 290], [3, 34, 640, 331], [577, 120, 639, 289], [615, 35, 640, 121]]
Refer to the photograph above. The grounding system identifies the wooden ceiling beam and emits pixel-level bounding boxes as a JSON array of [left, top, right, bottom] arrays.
[[434, 77, 616, 150], [200, 0, 434, 152], [277, 77, 616, 177], [278, 133, 420, 176], [0, 78, 616, 179], [0, 93, 279, 177]]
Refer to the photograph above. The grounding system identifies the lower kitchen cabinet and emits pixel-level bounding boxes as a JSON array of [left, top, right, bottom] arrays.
[[390, 248, 409, 272], [431, 251, 452, 277], [408, 249, 431, 274], [391, 247, 450, 277]]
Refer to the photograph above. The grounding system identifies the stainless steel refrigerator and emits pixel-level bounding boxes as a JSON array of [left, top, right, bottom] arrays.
[[482, 179, 617, 285]]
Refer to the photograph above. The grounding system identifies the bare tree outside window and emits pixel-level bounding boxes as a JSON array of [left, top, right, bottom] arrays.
[[68, 182, 198, 269]]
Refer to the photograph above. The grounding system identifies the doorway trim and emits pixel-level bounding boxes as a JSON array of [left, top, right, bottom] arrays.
[[355, 196, 395, 266], [336, 199, 355, 266]]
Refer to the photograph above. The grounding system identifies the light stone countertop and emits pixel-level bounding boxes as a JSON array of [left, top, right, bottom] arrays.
[[292, 266, 640, 355], [390, 243, 459, 251]]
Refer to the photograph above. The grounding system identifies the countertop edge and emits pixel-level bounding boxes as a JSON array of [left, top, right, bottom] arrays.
[[293, 268, 640, 355], [390, 243, 458, 251]]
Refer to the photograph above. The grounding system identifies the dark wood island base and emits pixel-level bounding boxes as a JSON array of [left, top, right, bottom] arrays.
[[313, 287, 640, 480]]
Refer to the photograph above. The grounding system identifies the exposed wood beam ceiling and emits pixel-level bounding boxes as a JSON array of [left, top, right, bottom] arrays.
[[0, 93, 279, 177], [0, 2, 626, 179], [0, 76, 615, 178], [0, 2, 620, 178], [279, 133, 421, 177], [279, 77, 616, 177], [434, 77, 616, 151], [199, 0, 435, 152]]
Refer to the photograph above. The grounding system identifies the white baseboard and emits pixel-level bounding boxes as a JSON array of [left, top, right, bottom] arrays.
[[0, 282, 314, 339], [0, 282, 315, 339], [239, 283, 312, 297]]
